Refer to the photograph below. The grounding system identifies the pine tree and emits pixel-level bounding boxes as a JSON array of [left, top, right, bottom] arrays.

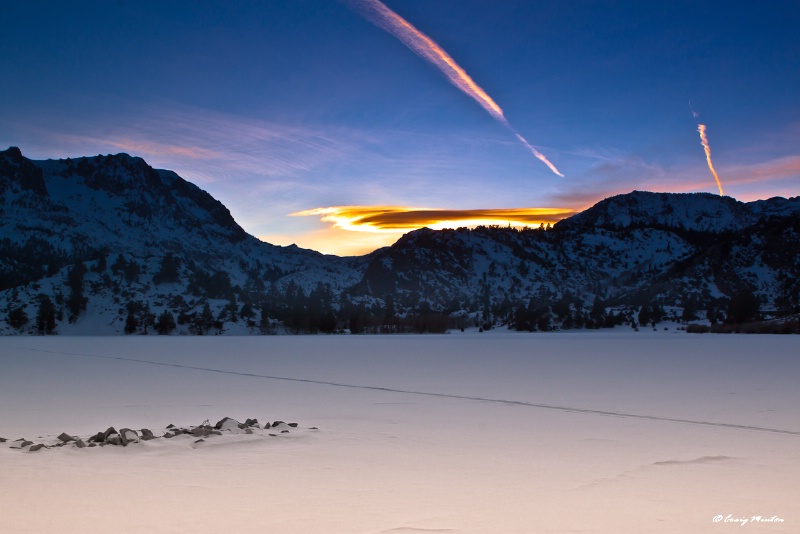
[[8, 306, 29, 330], [35, 294, 56, 334], [155, 310, 176, 335]]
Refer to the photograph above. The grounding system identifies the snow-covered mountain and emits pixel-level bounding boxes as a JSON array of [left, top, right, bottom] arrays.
[[356, 191, 800, 330], [2, 147, 799, 335], [0, 147, 365, 334]]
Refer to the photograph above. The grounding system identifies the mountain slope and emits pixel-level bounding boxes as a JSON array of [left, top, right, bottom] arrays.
[[0, 147, 365, 334], [2, 147, 799, 335], [353, 191, 800, 329]]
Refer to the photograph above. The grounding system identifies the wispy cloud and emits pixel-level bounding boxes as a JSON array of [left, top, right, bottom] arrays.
[[46, 106, 369, 186], [722, 156, 800, 185]]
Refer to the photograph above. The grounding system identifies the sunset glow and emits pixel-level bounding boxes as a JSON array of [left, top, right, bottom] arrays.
[[293, 205, 575, 232], [2, 2, 797, 257]]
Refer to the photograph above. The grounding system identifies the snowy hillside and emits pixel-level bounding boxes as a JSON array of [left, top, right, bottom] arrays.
[[0, 147, 365, 335], [2, 146, 799, 335]]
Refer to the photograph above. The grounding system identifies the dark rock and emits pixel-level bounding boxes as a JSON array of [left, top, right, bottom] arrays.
[[21, 440, 33, 447], [214, 417, 234, 430], [106, 434, 122, 446], [102, 427, 118, 441], [57, 432, 76, 442], [75, 439, 86, 448], [268, 434, 277, 437], [194, 439, 204, 444], [272, 421, 285, 427], [29, 444, 46, 452], [264, 422, 271, 429], [309, 427, 319, 430], [0, 437, 6, 443], [166, 424, 176, 429], [90, 432, 105, 443], [243, 418, 259, 427], [281, 430, 289, 434], [140, 428, 157, 440], [119, 428, 139, 446], [245, 429, 253, 434], [191, 426, 213, 438], [88, 443, 97, 448], [288, 423, 298, 428]]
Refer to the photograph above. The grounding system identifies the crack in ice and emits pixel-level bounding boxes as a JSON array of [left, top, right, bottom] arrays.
[[14, 347, 800, 437]]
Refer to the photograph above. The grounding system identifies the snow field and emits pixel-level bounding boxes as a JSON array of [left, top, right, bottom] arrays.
[[1, 332, 798, 532]]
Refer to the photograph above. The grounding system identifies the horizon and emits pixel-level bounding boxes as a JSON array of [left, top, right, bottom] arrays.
[[1, 1, 798, 255], [7, 142, 799, 258]]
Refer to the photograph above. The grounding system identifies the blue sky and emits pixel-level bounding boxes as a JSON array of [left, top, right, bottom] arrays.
[[2, 0, 798, 255]]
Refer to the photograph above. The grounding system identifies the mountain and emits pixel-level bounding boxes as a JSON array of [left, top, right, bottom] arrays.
[[355, 191, 800, 330], [2, 147, 799, 335], [0, 147, 365, 334]]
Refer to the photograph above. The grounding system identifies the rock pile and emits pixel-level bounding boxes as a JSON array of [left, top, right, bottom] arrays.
[[1, 417, 316, 452]]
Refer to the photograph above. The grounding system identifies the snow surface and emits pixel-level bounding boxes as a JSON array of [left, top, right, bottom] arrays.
[[1, 331, 798, 532]]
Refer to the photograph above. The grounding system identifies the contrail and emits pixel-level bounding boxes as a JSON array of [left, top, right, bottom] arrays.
[[689, 100, 699, 118], [697, 124, 724, 195], [346, 0, 563, 177]]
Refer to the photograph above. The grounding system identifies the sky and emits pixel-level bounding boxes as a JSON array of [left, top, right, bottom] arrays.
[[2, 0, 799, 256]]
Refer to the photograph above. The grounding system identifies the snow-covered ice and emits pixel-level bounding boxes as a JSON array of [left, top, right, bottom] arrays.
[[1, 331, 798, 532]]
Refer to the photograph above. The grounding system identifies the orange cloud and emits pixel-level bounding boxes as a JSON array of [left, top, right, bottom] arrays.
[[292, 206, 575, 233]]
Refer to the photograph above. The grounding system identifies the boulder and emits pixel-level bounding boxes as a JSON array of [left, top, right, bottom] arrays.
[[0, 437, 6, 443], [29, 444, 46, 452], [57, 432, 76, 442], [106, 434, 122, 446], [10, 440, 33, 449], [214, 417, 235, 430], [102, 427, 117, 441], [219, 418, 244, 433], [74, 439, 87, 448], [140, 428, 157, 440], [288, 423, 298, 428], [119, 428, 139, 446]]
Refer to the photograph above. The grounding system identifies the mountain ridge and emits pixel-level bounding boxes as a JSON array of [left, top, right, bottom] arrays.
[[2, 147, 799, 335]]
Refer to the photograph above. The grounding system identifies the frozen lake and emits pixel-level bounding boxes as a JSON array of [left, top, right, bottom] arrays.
[[1, 331, 798, 532]]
